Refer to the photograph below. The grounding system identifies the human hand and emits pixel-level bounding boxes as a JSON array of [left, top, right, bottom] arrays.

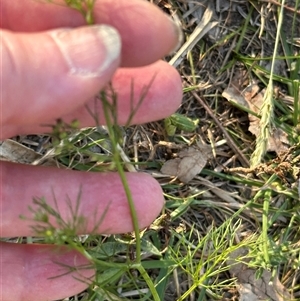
[[0, 0, 182, 300]]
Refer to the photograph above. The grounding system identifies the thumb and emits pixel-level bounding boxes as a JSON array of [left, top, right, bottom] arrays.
[[1, 25, 121, 134]]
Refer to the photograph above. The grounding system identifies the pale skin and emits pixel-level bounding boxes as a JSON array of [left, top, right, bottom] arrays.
[[0, 0, 182, 300]]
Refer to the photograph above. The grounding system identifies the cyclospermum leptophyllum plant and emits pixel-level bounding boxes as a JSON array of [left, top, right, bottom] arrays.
[[26, 1, 163, 300]]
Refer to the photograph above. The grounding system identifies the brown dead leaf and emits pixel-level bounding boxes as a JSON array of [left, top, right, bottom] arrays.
[[0, 139, 41, 164], [0, 139, 58, 166], [223, 82, 289, 154], [228, 248, 291, 301], [161, 144, 212, 183]]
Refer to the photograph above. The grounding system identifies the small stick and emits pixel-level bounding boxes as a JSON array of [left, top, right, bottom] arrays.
[[191, 91, 249, 167]]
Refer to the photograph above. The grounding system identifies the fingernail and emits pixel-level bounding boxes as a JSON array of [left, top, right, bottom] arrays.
[[168, 15, 183, 54], [50, 25, 121, 77]]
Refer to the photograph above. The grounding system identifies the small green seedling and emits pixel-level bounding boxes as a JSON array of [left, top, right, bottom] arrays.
[[164, 113, 199, 136]]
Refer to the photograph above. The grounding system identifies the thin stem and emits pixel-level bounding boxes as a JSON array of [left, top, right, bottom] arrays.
[[262, 189, 271, 266], [101, 93, 142, 263], [136, 265, 160, 301]]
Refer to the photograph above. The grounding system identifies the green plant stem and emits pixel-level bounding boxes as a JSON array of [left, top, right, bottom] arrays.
[[293, 80, 300, 125], [101, 95, 160, 299], [135, 264, 160, 301], [101, 95, 142, 263], [253, 173, 278, 268], [262, 189, 271, 267]]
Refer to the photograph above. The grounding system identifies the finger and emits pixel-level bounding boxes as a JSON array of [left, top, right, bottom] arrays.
[[2, 0, 181, 67], [3, 60, 182, 138], [0, 25, 121, 138], [93, 0, 181, 66], [0, 161, 165, 237], [0, 242, 94, 301]]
